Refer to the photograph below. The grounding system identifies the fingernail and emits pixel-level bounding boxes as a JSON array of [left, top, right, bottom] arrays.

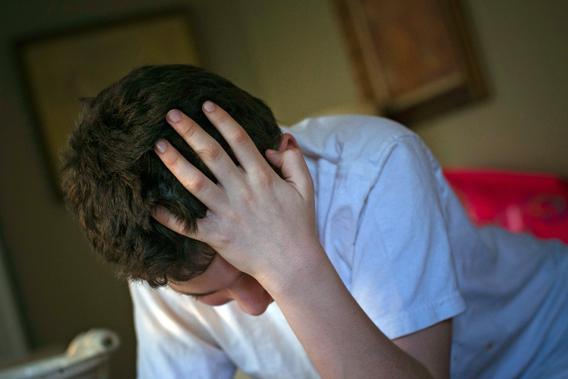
[[203, 101, 216, 113], [155, 139, 167, 154], [167, 109, 182, 123]]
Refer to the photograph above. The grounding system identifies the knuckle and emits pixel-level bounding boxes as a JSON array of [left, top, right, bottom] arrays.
[[215, 232, 232, 247], [254, 169, 273, 187], [165, 153, 180, 168], [229, 128, 248, 145], [214, 111, 229, 124], [224, 209, 240, 224], [179, 122, 198, 140], [239, 189, 255, 205], [198, 144, 223, 162], [182, 174, 206, 193]]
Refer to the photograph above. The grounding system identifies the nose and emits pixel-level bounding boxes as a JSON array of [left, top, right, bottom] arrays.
[[228, 275, 273, 316]]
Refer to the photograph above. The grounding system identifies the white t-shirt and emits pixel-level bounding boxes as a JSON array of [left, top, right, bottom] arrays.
[[129, 115, 568, 379]]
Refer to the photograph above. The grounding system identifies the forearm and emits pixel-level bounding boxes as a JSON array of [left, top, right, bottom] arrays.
[[262, 245, 432, 379]]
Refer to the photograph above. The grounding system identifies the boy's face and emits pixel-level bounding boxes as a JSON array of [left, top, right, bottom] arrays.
[[168, 255, 273, 316]]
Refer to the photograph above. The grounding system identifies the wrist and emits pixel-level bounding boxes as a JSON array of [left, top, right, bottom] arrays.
[[258, 242, 333, 300]]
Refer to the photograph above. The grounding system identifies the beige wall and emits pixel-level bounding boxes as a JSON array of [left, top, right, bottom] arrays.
[[0, 0, 566, 378], [235, 0, 567, 175], [234, 0, 360, 124], [416, 1, 568, 175]]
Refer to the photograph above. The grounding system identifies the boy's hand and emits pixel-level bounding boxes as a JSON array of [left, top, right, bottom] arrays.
[[152, 101, 322, 289]]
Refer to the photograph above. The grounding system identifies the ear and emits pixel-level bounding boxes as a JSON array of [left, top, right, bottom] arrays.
[[277, 133, 299, 152]]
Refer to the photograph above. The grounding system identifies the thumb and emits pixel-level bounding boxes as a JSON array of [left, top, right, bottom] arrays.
[[265, 148, 313, 198]]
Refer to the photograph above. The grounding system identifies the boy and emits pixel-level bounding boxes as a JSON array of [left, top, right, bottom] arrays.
[[62, 65, 568, 378]]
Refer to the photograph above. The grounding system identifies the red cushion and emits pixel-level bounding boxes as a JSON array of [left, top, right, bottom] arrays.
[[444, 169, 568, 244]]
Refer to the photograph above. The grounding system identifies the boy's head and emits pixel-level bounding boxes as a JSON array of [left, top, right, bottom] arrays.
[[61, 64, 282, 287]]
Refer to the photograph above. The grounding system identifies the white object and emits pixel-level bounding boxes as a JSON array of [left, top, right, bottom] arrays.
[[0, 329, 119, 379]]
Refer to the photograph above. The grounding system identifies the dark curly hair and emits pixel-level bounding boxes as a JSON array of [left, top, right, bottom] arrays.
[[61, 64, 282, 287]]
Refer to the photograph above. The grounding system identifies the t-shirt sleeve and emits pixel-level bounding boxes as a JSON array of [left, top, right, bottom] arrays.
[[350, 134, 466, 339], [129, 281, 236, 379]]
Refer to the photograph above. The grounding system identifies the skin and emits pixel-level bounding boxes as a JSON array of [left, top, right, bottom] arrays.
[[168, 255, 274, 316], [153, 101, 451, 378]]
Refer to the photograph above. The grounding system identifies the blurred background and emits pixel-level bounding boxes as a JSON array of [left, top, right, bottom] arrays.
[[0, 0, 566, 377]]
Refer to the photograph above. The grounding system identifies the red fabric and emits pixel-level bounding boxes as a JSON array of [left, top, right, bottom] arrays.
[[444, 169, 568, 243]]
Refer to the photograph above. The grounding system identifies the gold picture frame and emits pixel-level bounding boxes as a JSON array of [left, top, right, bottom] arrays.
[[334, 0, 487, 124], [16, 9, 200, 197]]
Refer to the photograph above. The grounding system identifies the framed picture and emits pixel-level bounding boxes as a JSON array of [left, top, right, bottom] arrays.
[[16, 10, 200, 197], [334, 0, 487, 124]]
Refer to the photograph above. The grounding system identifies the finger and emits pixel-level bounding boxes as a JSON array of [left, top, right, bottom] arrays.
[[152, 206, 197, 237], [265, 148, 313, 199], [153, 203, 221, 237], [165, 109, 241, 187], [155, 139, 228, 212], [201, 101, 271, 173]]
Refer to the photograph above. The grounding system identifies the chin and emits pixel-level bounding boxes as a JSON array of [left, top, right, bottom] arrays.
[[243, 297, 274, 316], [248, 308, 268, 316]]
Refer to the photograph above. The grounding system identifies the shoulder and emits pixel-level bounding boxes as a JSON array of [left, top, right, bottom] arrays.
[[285, 115, 429, 183], [288, 115, 412, 140], [285, 115, 419, 166]]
